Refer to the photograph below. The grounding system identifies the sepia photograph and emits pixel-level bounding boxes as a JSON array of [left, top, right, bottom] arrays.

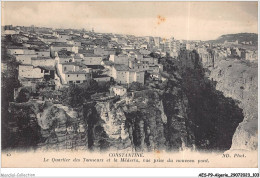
[[0, 0, 258, 175]]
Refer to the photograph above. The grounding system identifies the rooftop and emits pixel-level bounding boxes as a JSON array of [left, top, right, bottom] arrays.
[[74, 55, 83, 59], [111, 85, 126, 89], [93, 75, 110, 78], [60, 62, 81, 66], [113, 64, 129, 71], [42, 36, 58, 39], [85, 65, 104, 69], [65, 70, 89, 74], [51, 42, 73, 47], [31, 57, 54, 60], [38, 66, 55, 71], [83, 53, 101, 57], [102, 61, 114, 66], [7, 46, 28, 49], [58, 55, 73, 59]]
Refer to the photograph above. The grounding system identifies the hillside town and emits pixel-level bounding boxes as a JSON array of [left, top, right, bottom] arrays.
[[1, 25, 258, 151], [2, 25, 258, 101]]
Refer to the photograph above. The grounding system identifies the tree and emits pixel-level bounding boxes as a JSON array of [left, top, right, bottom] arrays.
[[128, 82, 145, 91], [16, 88, 30, 103], [150, 52, 161, 59], [115, 48, 122, 55]]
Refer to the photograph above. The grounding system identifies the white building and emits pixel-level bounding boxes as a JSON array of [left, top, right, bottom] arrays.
[[111, 85, 127, 96], [139, 49, 151, 55], [57, 34, 70, 42], [64, 71, 91, 84], [111, 64, 145, 85], [18, 65, 44, 79], [31, 57, 56, 67], [57, 55, 75, 64], [129, 60, 149, 72], [3, 30, 18, 35], [148, 65, 160, 73], [7, 48, 35, 55], [94, 47, 116, 56], [50, 43, 78, 57], [82, 54, 103, 65], [40, 36, 58, 44], [35, 49, 51, 57], [15, 54, 37, 65], [56, 57, 92, 84], [109, 54, 129, 65], [142, 57, 158, 65]]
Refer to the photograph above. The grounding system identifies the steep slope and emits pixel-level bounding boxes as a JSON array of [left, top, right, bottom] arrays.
[[175, 50, 244, 151], [209, 59, 258, 150], [83, 88, 193, 152], [5, 50, 249, 153]]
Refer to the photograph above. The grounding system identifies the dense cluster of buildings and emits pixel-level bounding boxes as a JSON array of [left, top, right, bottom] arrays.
[[2, 25, 258, 151], [2, 25, 169, 100], [2, 25, 258, 100]]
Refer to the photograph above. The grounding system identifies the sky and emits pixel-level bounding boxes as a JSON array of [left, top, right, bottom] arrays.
[[1, 1, 258, 40]]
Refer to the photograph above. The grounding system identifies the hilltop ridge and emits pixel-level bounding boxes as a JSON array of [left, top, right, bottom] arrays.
[[207, 33, 258, 46]]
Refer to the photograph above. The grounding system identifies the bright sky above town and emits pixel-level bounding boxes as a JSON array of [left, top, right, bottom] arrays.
[[2, 1, 258, 40]]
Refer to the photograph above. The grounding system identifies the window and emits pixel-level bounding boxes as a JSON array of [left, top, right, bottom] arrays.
[[77, 75, 78, 77], [64, 67, 67, 71], [76, 81, 80, 83], [41, 69, 43, 73], [68, 75, 70, 77], [69, 81, 73, 84]]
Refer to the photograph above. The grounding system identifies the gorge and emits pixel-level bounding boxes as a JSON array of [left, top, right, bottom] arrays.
[[3, 50, 257, 153]]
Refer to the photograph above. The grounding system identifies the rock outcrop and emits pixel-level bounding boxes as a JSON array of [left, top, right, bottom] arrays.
[[8, 101, 88, 151], [5, 49, 252, 153], [175, 50, 244, 151], [208, 59, 258, 150]]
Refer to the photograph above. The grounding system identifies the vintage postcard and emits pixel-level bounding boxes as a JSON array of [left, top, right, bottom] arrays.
[[1, 1, 258, 171]]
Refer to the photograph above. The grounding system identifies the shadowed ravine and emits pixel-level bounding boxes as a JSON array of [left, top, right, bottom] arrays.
[[3, 50, 245, 152]]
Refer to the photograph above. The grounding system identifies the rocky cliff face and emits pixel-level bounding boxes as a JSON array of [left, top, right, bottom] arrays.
[[6, 50, 251, 153], [8, 101, 88, 151], [208, 59, 258, 150], [83, 88, 193, 152], [175, 50, 244, 151]]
